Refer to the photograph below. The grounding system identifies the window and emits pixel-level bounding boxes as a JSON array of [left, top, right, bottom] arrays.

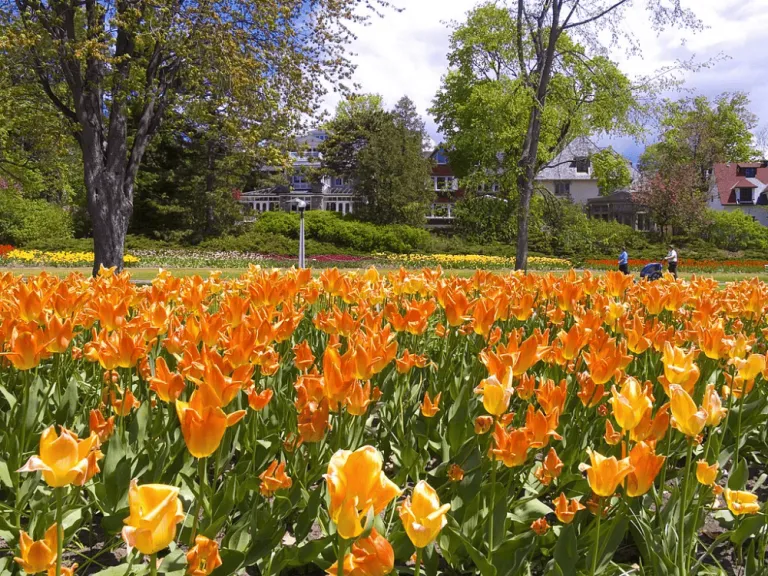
[[435, 150, 449, 165], [572, 157, 590, 173], [333, 176, 345, 186], [738, 187, 754, 203], [738, 167, 757, 177], [554, 181, 571, 196], [434, 176, 456, 191]]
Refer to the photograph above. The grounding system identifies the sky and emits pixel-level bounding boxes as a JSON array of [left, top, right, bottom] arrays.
[[321, 0, 768, 164]]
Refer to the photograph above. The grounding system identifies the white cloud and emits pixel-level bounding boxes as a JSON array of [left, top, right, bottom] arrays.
[[324, 0, 768, 159]]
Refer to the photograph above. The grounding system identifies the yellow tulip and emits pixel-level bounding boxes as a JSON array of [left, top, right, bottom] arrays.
[[668, 385, 707, 438], [696, 461, 718, 486], [398, 480, 451, 548], [579, 448, 634, 497], [730, 354, 766, 384], [474, 373, 513, 416], [701, 383, 727, 427], [724, 488, 761, 516], [14, 523, 58, 573], [121, 480, 185, 554], [18, 426, 103, 487], [610, 377, 652, 432], [661, 342, 699, 389], [324, 446, 402, 540]]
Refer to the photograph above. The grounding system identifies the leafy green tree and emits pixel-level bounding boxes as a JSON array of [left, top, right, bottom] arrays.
[[0, 0, 393, 272], [639, 93, 759, 185], [322, 95, 433, 226], [433, 1, 701, 270], [592, 148, 632, 195]]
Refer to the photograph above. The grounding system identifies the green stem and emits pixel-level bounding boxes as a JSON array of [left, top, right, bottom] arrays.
[[488, 456, 496, 561], [414, 547, 422, 576], [678, 440, 694, 576], [55, 487, 64, 576], [189, 457, 206, 545], [149, 553, 157, 576], [732, 386, 747, 467], [590, 498, 602, 576], [656, 425, 674, 528], [337, 535, 346, 576]]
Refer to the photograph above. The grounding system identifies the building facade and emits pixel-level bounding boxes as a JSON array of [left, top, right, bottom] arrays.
[[238, 130, 357, 216], [586, 191, 653, 231], [708, 161, 768, 226]]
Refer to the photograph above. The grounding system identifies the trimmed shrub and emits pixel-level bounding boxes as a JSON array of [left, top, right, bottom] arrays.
[[0, 191, 72, 246]]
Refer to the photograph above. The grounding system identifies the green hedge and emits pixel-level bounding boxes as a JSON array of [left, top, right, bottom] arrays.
[[0, 191, 72, 246]]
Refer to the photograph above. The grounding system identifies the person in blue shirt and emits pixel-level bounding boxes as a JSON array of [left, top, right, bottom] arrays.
[[618, 247, 629, 275]]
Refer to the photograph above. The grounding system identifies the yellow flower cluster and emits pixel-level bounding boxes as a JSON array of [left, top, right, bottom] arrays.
[[375, 253, 571, 269], [4, 249, 140, 266]]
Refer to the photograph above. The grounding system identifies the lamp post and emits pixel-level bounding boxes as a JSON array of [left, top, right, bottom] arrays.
[[295, 199, 307, 268]]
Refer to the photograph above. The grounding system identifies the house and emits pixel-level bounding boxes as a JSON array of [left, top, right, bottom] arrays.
[[586, 190, 654, 231], [708, 161, 768, 226], [426, 148, 463, 228], [238, 130, 357, 216]]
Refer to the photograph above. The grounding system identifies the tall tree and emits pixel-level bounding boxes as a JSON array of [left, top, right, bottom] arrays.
[[0, 0, 392, 272], [322, 95, 433, 226], [434, 1, 701, 270], [592, 148, 632, 195]]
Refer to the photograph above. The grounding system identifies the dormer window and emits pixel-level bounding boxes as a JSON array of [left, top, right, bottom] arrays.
[[572, 157, 590, 173], [737, 166, 757, 177], [738, 187, 754, 203], [435, 150, 449, 165]]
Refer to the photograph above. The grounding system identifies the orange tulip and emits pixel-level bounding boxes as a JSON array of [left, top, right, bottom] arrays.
[[535, 378, 567, 416], [669, 385, 707, 438], [110, 387, 141, 416], [19, 426, 102, 487], [293, 340, 315, 372], [557, 324, 590, 361], [43, 315, 74, 354], [696, 461, 718, 486], [326, 528, 394, 576], [448, 464, 464, 482], [604, 420, 622, 446], [701, 383, 727, 427], [325, 446, 401, 539], [395, 350, 429, 374], [576, 372, 606, 408], [399, 480, 450, 548], [531, 517, 550, 536], [122, 480, 185, 554], [148, 357, 185, 403], [553, 493, 586, 524], [89, 409, 115, 443], [298, 398, 330, 443], [441, 286, 472, 327], [259, 460, 293, 496], [631, 403, 670, 443], [346, 381, 374, 416], [176, 392, 246, 458], [625, 441, 665, 497], [421, 391, 441, 418], [2, 325, 51, 370], [583, 331, 632, 386], [579, 448, 634, 497], [186, 535, 223, 576], [623, 316, 652, 355], [724, 488, 760, 515], [323, 347, 355, 409], [516, 373, 536, 401], [524, 404, 562, 448], [610, 377, 652, 432], [491, 423, 530, 467], [245, 386, 273, 411], [14, 523, 58, 573], [534, 447, 563, 485], [49, 563, 77, 576], [474, 415, 493, 435]]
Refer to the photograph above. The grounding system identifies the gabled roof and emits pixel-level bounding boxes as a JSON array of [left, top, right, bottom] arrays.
[[536, 137, 603, 181], [712, 162, 768, 205]]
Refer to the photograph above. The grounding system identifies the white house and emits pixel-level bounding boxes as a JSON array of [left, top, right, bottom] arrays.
[[708, 161, 768, 226], [238, 130, 356, 216]]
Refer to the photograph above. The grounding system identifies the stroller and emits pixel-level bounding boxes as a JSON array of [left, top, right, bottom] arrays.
[[639, 262, 664, 281]]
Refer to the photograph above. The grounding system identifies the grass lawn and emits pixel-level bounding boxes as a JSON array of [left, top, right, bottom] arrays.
[[1, 265, 766, 283]]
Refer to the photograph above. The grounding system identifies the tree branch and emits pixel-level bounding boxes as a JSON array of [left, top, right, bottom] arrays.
[[563, 0, 632, 30]]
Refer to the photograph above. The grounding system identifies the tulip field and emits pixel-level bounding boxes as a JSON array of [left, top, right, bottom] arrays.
[[1, 266, 767, 576]]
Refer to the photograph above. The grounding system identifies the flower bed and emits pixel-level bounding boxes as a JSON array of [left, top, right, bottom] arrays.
[[0, 269, 765, 575], [586, 258, 768, 273], [1, 249, 140, 267], [375, 252, 571, 269]]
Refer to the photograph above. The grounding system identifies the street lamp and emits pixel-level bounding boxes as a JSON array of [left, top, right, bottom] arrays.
[[293, 199, 307, 268]]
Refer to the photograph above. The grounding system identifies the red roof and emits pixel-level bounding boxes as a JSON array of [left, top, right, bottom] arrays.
[[730, 178, 757, 189], [713, 163, 768, 205]]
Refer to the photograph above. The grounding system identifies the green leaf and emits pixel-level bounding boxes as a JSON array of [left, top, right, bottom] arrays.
[[730, 514, 765, 546], [0, 461, 12, 488], [423, 543, 439, 576], [728, 458, 748, 490], [159, 548, 187, 574], [552, 523, 577, 576], [444, 524, 496, 576], [218, 548, 245, 575]]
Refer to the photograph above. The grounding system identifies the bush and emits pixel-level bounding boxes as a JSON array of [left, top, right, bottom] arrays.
[[0, 191, 72, 246], [586, 218, 649, 254], [702, 209, 768, 252]]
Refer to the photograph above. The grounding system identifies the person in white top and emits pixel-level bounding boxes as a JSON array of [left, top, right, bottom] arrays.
[[663, 245, 678, 279]]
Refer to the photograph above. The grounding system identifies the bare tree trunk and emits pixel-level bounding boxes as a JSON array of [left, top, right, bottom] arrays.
[[85, 162, 133, 275]]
